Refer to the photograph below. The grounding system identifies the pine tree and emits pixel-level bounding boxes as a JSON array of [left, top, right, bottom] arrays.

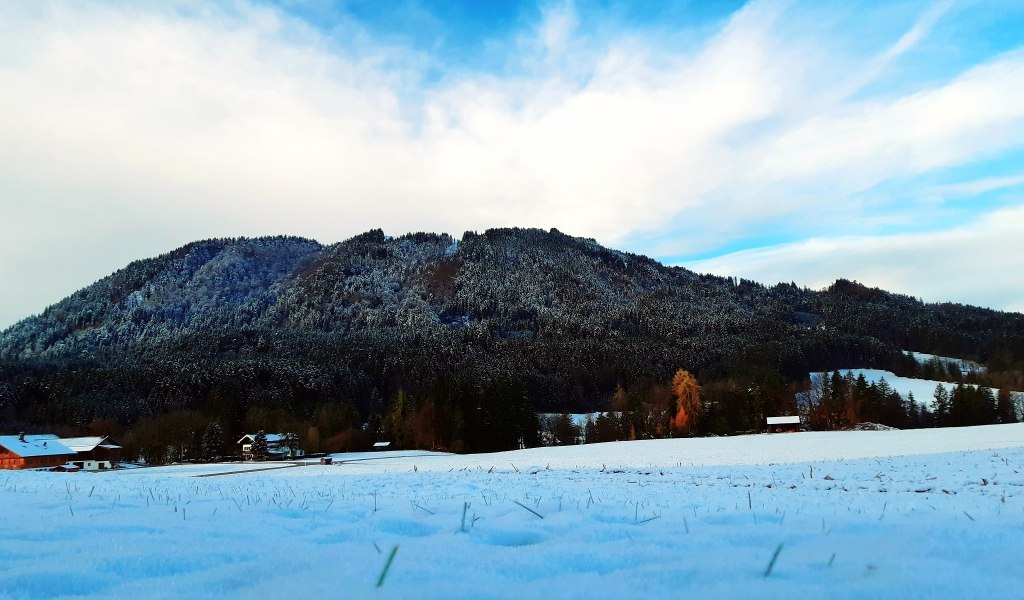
[[201, 421, 224, 462], [828, 371, 847, 428], [951, 383, 970, 426], [933, 385, 951, 427], [978, 387, 997, 425], [583, 415, 598, 444], [250, 430, 269, 460], [550, 413, 580, 446], [907, 392, 919, 429], [384, 389, 412, 448], [996, 388, 1017, 424]]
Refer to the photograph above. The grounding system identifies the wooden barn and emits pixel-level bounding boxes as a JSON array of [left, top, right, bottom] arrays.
[[0, 433, 75, 470], [60, 436, 123, 470]]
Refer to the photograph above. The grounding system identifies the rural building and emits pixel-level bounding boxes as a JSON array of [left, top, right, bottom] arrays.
[[0, 433, 75, 470], [766, 416, 801, 433], [237, 433, 303, 460], [60, 436, 123, 470]]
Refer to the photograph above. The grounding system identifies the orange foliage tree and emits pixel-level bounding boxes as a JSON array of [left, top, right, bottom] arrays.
[[671, 369, 702, 434]]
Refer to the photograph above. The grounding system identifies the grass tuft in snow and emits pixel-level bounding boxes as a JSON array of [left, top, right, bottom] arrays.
[[376, 545, 399, 588], [763, 543, 784, 577]]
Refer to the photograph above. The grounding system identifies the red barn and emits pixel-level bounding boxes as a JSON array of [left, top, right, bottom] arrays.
[[0, 433, 75, 470]]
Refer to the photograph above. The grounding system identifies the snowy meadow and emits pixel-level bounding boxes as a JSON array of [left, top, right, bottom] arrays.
[[3, 425, 1024, 599]]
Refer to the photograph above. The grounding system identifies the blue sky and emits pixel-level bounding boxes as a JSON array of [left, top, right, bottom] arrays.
[[1, 0, 1024, 329]]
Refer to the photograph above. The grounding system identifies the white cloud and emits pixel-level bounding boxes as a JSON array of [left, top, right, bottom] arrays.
[[537, 1, 578, 56], [751, 52, 1024, 190], [0, 0, 1022, 327], [927, 175, 1024, 198], [688, 206, 1024, 314]]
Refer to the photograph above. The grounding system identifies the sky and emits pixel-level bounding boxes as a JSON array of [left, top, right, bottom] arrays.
[[1, 0, 1023, 329]]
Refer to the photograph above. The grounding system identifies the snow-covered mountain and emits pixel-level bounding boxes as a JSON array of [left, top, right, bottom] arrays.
[[1, 227, 1022, 441]]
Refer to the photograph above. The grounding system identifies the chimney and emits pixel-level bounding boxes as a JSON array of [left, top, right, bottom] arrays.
[[18, 432, 25, 442]]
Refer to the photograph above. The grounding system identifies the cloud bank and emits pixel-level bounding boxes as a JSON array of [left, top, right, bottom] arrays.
[[690, 206, 1024, 314], [1, 0, 1023, 327]]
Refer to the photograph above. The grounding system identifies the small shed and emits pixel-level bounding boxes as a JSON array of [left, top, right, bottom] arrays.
[[766, 416, 801, 433], [319, 457, 333, 465], [0, 433, 75, 470], [372, 441, 391, 451]]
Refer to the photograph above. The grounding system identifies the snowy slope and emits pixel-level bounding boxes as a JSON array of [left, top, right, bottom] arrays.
[[905, 351, 986, 374], [811, 369, 1005, 407], [2, 425, 1023, 599]]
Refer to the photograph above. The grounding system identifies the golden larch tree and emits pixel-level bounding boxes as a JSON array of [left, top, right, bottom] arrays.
[[671, 369, 702, 433]]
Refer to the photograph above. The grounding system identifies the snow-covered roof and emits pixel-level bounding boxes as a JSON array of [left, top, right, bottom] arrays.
[[767, 416, 801, 425], [0, 435, 74, 458], [59, 436, 120, 452], [24, 434, 59, 441], [237, 433, 298, 444]]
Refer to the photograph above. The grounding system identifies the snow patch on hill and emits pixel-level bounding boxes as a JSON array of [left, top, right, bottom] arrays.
[[905, 351, 986, 374], [811, 369, 1005, 408]]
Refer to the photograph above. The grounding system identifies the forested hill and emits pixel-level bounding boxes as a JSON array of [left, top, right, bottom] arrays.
[[1, 228, 1023, 455]]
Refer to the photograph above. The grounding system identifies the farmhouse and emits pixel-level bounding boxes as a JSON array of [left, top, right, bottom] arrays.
[[60, 436, 123, 470], [0, 433, 75, 470], [767, 415, 801, 433], [237, 432, 304, 460]]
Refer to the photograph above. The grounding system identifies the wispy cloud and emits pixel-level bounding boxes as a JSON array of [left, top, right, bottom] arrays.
[[0, 0, 1022, 327], [926, 174, 1024, 198], [689, 205, 1024, 313]]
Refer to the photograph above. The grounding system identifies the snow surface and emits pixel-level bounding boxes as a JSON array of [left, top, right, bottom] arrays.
[[2, 424, 1024, 599]]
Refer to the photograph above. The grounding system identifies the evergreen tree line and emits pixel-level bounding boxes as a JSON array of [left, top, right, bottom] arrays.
[[804, 371, 1020, 431]]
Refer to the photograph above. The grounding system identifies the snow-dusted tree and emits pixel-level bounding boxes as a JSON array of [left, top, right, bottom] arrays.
[[201, 421, 224, 462], [250, 430, 269, 460]]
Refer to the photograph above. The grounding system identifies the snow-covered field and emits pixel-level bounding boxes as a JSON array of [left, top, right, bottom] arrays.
[[3, 425, 1024, 599]]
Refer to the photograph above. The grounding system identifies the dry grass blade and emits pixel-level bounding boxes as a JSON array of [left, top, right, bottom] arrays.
[[763, 543, 784, 577], [512, 499, 544, 519], [376, 545, 399, 588]]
